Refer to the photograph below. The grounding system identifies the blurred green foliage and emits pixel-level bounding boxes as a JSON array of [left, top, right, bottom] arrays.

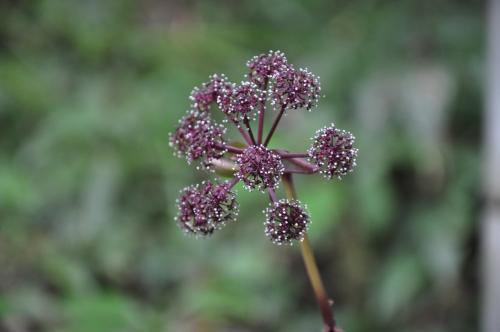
[[0, 1, 483, 331]]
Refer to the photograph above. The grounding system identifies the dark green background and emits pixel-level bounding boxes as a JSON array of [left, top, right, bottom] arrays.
[[0, 1, 483, 331]]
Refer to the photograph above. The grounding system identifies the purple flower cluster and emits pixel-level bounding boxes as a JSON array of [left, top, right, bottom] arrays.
[[308, 124, 358, 179], [176, 180, 238, 236], [265, 199, 310, 245], [171, 51, 358, 244], [247, 50, 289, 88], [190, 74, 232, 112], [271, 67, 321, 111], [235, 145, 284, 192], [168, 111, 226, 169], [218, 81, 263, 122]]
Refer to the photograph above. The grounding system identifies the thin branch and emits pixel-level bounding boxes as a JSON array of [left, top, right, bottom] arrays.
[[284, 168, 317, 174], [226, 116, 253, 145], [268, 188, 278, 203], [214, 143, 245, 154], [227, 176, 240, 190], [288, 158, 318, 172], [236, 124, 253, 145], [264, 106, 286, 147], [243, 117, 257, 145], [257, 79, 268, 145], [279, 152, 309, 159]]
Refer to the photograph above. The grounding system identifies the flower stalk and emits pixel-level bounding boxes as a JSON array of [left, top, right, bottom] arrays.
[[257, 79, 268, 144], [264, 105, 286, 146], [279, 152, 310, 159], [234, 120, 254, 145], [284, 168, 316, 174], [243, 117, 257, 145], [215, 143, 245, 154], [282, 173, 337, 332], [288, 157, 318, 172]]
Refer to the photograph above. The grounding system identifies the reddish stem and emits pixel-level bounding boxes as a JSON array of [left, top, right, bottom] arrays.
[[288, 158, 318, 172], [243, 117, 257, 145], [279, 152, 309, 159], [281, 173, 337, 332], [257, 79, 268, 144], [284, 168, 317, 174], [227, 117, 253, 145], [227, 177, 240, 190], [264, 106, 286, 147], [215, 143, 245, 154], [267, 188, 278, 202]]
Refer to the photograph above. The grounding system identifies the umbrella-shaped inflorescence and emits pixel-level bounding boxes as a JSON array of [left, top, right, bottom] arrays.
[[170, 51, 358, 243]]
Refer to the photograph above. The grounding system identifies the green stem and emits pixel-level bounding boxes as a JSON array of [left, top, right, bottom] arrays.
[[281, 173, 337, 332]]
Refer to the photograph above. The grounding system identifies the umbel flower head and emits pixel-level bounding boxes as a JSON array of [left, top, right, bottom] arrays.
[[271, 67, 321, 111], [235, 145, 284, 192], [169, 110, 226, 169], [247, 50, 289, 88], [265, 199, 310, 245], [217, 81, 263, 122], [176, 180, 238, 236], [170, 50, 358, 244], [190, 74, 233, 112], [308, 124, 358, 179]]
